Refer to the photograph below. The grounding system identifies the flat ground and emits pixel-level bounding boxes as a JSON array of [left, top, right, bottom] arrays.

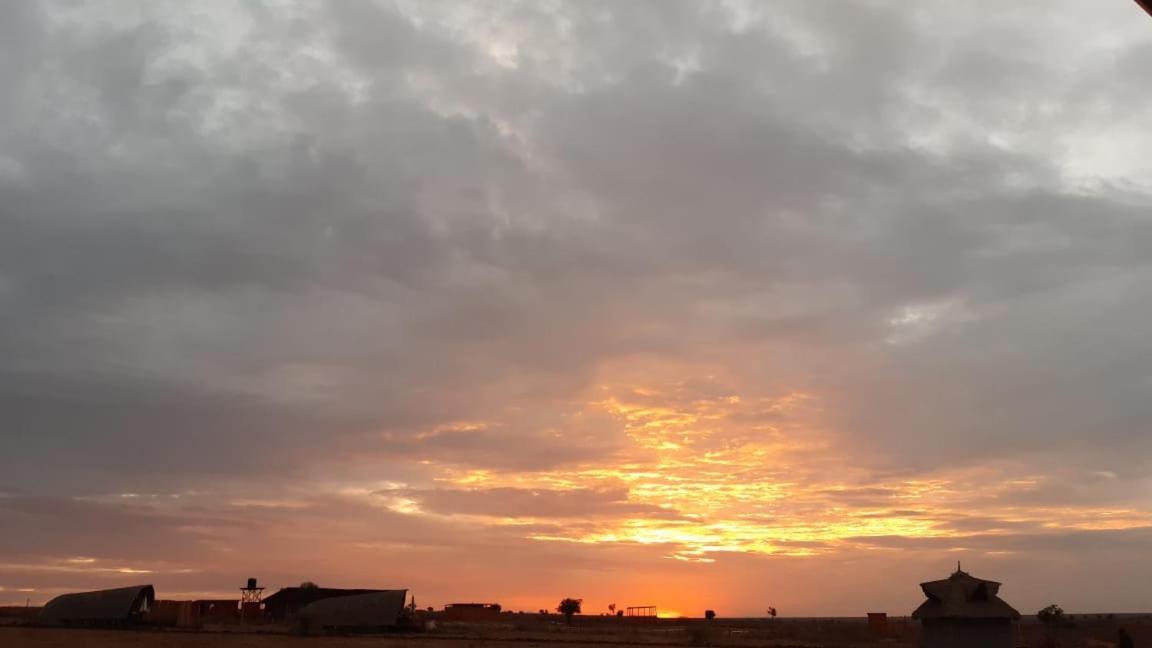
[[1, 628, 546, 648], [3, 617, 1148, 648], [0, 625, 890, 648]]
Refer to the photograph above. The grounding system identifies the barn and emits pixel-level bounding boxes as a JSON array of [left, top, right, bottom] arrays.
[[440, 603, 503, 622], [262, 587, 390, 620], [297, 590, 409, 633], [912, 567, 1020, 648], [40, 584, 156, 625]]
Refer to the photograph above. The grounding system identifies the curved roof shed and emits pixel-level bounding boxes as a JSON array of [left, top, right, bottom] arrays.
[[263, 587, 389, 619], [298, 589, 408, 631], [40, 584, 155, 625]]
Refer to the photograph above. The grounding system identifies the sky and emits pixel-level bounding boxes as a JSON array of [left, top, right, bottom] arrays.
[[2, 0, 1152, 618]]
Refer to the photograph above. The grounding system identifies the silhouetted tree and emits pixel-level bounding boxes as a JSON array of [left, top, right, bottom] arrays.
[[1038, 604, 1065, 627], [557, 598, 583, 624], [1118, 627, 1134, 648], [767, 607, 778, 619], [705, 610, 716, 620], [299, 581, 319, 589]]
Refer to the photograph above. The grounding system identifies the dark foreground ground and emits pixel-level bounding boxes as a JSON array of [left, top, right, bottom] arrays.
[[2, 615, 1150, 648], [0, 626, 868, 648]]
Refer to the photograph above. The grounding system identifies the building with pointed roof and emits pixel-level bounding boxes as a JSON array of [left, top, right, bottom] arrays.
[[911, 565, 1020, 648]]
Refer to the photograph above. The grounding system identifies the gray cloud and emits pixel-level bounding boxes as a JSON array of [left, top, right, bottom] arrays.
[[847, 526, 1152, 558]]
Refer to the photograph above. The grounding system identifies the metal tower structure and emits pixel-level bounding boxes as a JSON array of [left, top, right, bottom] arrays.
[[240, 577, 264, 622], [241, 577, 265, 604]]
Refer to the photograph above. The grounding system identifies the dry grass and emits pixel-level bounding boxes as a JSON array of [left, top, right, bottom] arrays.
[[0, 623, 909, 648], [4, 617, 1149, 648]]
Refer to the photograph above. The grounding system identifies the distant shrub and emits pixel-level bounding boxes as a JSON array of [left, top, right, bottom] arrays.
[[557, 598, 582, 624], [1038, 604, 1065, 627]]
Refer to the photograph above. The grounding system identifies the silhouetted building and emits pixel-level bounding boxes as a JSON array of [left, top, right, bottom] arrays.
[[40, 585, 155, 625], [867, 612, 889, 635], [440, 603, 503, 622], [195, 599, 239, 618], [147, 600, 188, 627], [262, 587, 388, 620], [298, 590, 408, 633], [147, 599, 242, 627], [912, 567, 1020, 648]]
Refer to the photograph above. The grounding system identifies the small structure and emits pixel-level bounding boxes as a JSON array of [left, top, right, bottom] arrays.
[[263, 587, 389, 620], [440, 603, 503, 622], [40, 584, 155, 625], [240, 577, 264, 621], [297, 590, 408, 634], [240, 578, 264, 606], [177, 602, 201, 628], [626, 606, 657, 617], [867, 612, 889, 635], [912, 565, 1020, 648], [144, 600, 184, 627], [196, 599, 240, 619]]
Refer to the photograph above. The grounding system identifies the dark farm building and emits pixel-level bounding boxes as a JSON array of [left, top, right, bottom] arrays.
[[912, 567, 1020, 648], [262, 587, 392, 620], [440, 603, 503, 622], [298, 590, 409, 633], [40, 584, 155, 626]]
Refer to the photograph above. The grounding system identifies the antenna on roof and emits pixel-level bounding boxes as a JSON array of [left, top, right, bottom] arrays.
[[956, 561, 962, 573]]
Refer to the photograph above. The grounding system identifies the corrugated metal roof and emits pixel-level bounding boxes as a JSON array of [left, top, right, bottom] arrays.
[[263, 587, 389, 619], [40, 585, 155, 624], [298, 590, 408, 629], [912, 570, 1020, 620]]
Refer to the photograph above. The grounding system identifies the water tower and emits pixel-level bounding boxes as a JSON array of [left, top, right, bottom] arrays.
[[240, 577, 264, 620]]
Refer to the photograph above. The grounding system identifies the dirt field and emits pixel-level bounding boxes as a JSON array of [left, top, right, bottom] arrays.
[[3, 617, 1149, 648], [1, 628, 435, 648], [0, 625, 894, 648]]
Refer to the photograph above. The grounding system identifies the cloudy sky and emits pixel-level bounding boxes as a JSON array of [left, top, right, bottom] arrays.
[[3, 0, 1152, 617]]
